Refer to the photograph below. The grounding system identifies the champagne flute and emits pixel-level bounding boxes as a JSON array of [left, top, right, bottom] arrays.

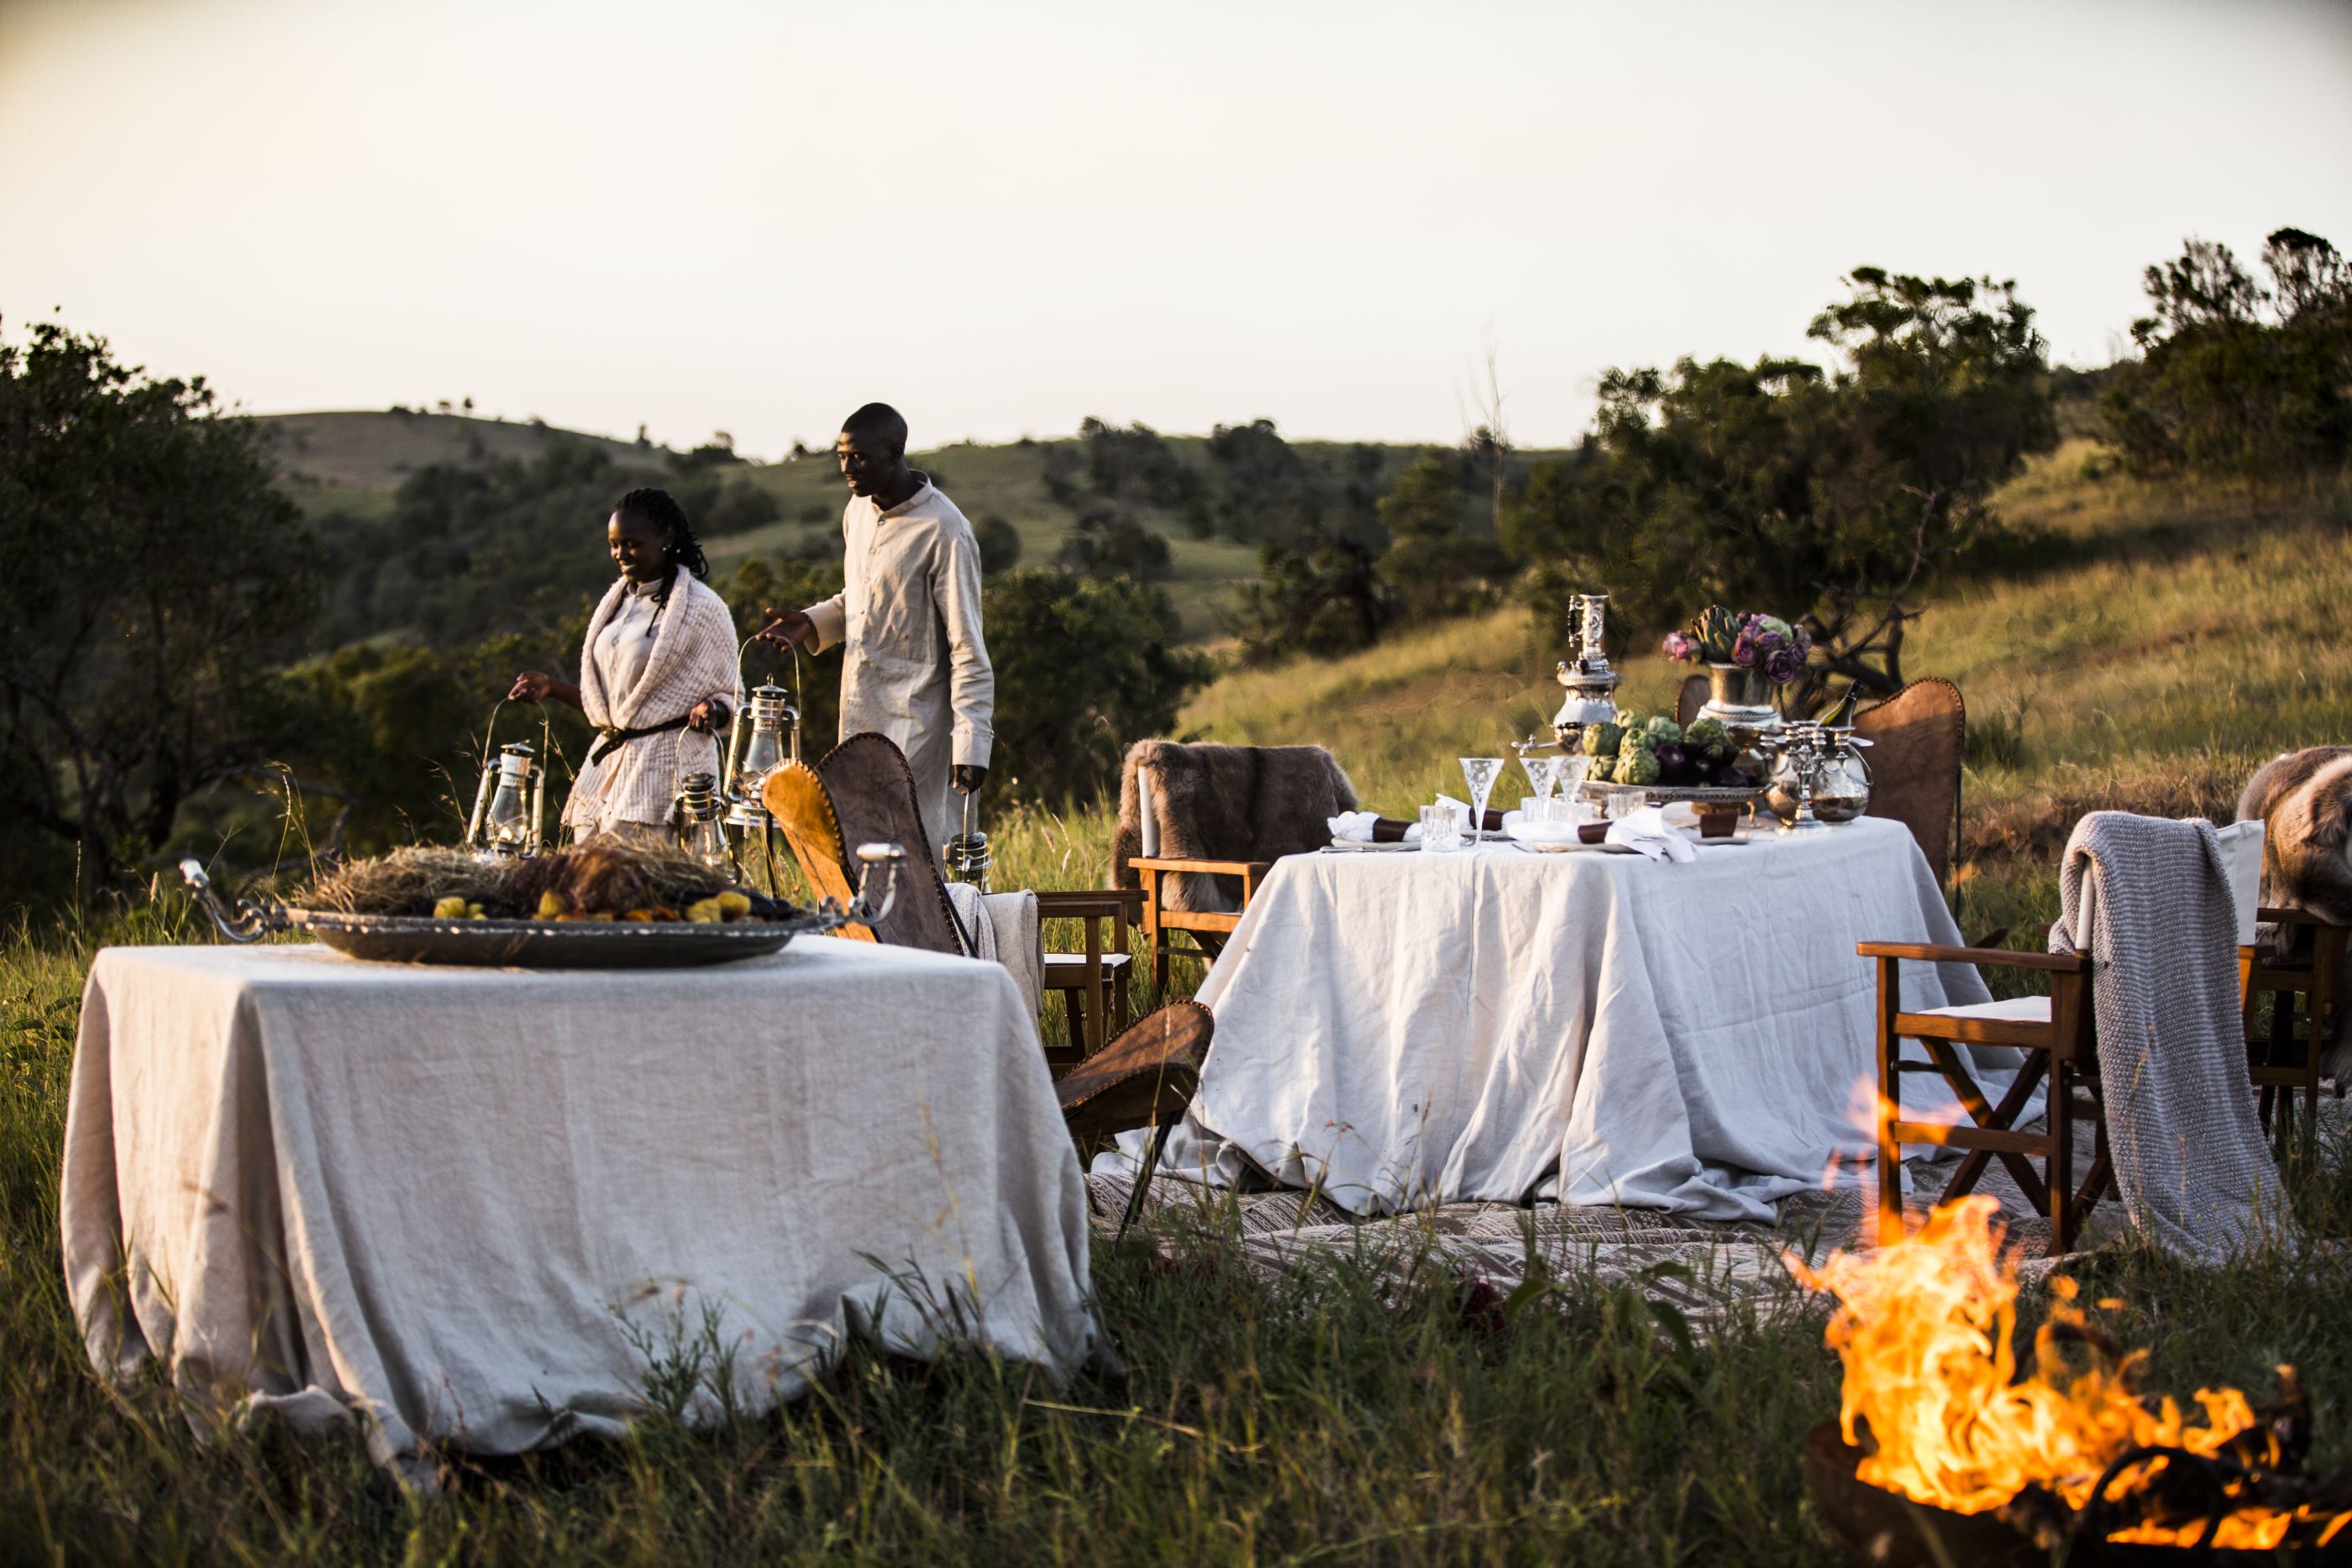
[[1460, 756, 1505, 842]]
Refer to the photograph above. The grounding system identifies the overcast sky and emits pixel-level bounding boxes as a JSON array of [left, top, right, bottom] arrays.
[[4, 0, 2349, 457]]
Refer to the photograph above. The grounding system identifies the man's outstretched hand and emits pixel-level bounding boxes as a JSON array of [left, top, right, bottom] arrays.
[[953, 764, 988, 794], [754, 606, 816, 653]]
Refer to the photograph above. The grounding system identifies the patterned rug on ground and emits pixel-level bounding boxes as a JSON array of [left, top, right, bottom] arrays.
[[1083, 1097, 2344, 1326]]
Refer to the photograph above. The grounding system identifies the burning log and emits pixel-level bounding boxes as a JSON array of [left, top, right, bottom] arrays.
[[1789, 1196, 2352, 1563]]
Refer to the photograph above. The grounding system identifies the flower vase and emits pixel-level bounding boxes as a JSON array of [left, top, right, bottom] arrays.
[[1698, 663, 1781, 733]]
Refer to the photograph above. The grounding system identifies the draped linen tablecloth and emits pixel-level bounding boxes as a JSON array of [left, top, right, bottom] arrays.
[[1146, 816, 2001, 1222], [61, 936, 1096, 1476]]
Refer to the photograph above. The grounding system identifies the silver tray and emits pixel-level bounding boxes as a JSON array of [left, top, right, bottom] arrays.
[[277, 909, 813, 968], [180, 849, 909, 970], [1577, 781, 1763, 807]]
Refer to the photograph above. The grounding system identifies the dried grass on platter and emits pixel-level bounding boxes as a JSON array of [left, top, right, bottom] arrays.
[[298, 842, 735, 918], [301, 847, 509, 916], [504, 841, 732, 916]]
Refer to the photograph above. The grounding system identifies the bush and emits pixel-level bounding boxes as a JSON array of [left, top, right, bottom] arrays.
[[983, 571, 1213, 807], [1504, 269, 2055, 696], [2101, 228, 2352, 480]]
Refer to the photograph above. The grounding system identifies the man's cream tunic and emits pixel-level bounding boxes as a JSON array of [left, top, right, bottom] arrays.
[[803, 476, 995, 850]]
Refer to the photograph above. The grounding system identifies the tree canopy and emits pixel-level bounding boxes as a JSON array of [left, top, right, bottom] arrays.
[[0, 321, 322, 898]]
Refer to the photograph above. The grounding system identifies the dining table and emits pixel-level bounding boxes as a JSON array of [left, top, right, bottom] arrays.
[[61, 934, 1098, 1481], [1137, 815, 2013, 1223]]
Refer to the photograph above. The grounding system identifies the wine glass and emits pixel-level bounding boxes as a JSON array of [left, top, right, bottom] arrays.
[[1460, 756, 1505, 842]]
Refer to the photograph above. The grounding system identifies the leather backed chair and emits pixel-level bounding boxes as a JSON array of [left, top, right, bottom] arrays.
[[1057, 999, 1212, 1235], [765, 733, 1131, 1064], [1853, 679, 1966, 892], [1675, 674, 1708, 732]]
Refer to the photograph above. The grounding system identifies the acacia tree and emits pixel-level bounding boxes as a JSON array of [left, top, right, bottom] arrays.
[[1504, 270, 2053, 696], [0, 321, 321, 901]]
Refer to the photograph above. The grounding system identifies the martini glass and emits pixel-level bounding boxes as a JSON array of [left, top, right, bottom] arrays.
[[1519, 753, 1564, 815], [1556, 753, 1593, 821], [1460, 756, 1505, 842]]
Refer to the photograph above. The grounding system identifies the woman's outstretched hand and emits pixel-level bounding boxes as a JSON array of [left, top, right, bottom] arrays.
[[686, 699, 732, 734]]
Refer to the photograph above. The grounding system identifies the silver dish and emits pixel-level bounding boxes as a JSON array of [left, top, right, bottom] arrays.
[[1576, 781, 1764, 808], [276, 909, 813, 968], [179, 848, 906, 970]]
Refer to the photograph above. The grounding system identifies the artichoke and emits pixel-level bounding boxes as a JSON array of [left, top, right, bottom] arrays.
[[1581, 720, 1625, 758], [1685, 717, 1731, 759], [1613, 747, 1662, 786], [1643, 716, 1683, 747]]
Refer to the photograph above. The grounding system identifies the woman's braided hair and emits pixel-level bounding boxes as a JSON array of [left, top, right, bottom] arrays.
[[614, 487, 709, 611]]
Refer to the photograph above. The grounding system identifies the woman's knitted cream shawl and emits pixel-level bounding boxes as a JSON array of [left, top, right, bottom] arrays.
[[562, 571, 741, 833]]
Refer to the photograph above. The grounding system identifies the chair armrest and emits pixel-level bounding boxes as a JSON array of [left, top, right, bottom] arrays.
[[1036, 889, 1144, 920], [1856, 940, 2089, 973], [2258, 906, 2349, 929], [1129, 856, 1274, 878]]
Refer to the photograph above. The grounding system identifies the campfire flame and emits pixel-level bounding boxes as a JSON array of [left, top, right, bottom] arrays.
[[1789, 1195, 2349, 1551]]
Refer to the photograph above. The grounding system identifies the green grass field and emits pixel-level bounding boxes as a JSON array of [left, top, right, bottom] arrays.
[[6, 443, 2350, 1561]]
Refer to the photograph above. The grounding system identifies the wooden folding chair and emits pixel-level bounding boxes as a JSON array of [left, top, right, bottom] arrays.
[[1037, 889, 1142, 1072], [1862, 817, 2267, 1256], [1859, 940, 2105, 1255], [1129, 855, 1271, 996], [2242, 906, 2345, 1161]]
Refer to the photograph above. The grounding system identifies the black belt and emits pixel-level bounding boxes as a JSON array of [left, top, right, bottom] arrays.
[[590, 713, 691, 765]]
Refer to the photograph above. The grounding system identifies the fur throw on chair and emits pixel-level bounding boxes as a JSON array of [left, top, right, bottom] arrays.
[[1112, 741, 1357, 913], [2238, 747, 2352, 927]]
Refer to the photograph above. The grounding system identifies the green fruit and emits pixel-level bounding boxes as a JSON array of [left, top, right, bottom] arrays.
[[1581, 721, 1625, 757], [1643, 716, 1683, 746], [1612, 747, 1661, 786]]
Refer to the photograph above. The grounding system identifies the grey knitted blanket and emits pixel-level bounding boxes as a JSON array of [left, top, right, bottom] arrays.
[[2050, 812, 2284, 1261]]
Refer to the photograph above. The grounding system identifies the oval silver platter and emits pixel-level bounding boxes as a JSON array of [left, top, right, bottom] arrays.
[[281, 908, 810, 968], [1576, 781, 1763, 807]]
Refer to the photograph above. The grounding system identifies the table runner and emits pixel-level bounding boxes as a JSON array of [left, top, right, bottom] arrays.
[[1149, 817, 2005, 1222], [62, 937, 1096, 1474]]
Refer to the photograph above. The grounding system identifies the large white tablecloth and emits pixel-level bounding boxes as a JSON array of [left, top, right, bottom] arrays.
[[61, 937, 1096, 1474], [1149, 816, 2002, 1222]]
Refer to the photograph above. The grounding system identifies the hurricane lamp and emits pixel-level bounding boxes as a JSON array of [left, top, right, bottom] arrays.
[[673, 770, 734, 874], [722, 681, 800, 831], [465, 740, 545, 858]]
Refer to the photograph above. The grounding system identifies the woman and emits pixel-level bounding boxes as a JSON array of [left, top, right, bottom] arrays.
[[510, 488, 740, 845]]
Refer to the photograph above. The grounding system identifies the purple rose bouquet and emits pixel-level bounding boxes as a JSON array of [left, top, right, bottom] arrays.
[[1730, 613, 1812, 684], [1662, 605, 1814, 684]]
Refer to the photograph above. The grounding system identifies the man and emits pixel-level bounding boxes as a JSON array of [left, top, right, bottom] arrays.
[[757, 403, 993, 851]]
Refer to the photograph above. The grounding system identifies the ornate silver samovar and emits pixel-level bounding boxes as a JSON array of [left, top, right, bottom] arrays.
[[1548, 592, 1624, 748]]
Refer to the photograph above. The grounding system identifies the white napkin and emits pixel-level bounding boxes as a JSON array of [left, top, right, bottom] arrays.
[[1604, 804, 1698, 863], [1328, 810, 1421, 844]]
